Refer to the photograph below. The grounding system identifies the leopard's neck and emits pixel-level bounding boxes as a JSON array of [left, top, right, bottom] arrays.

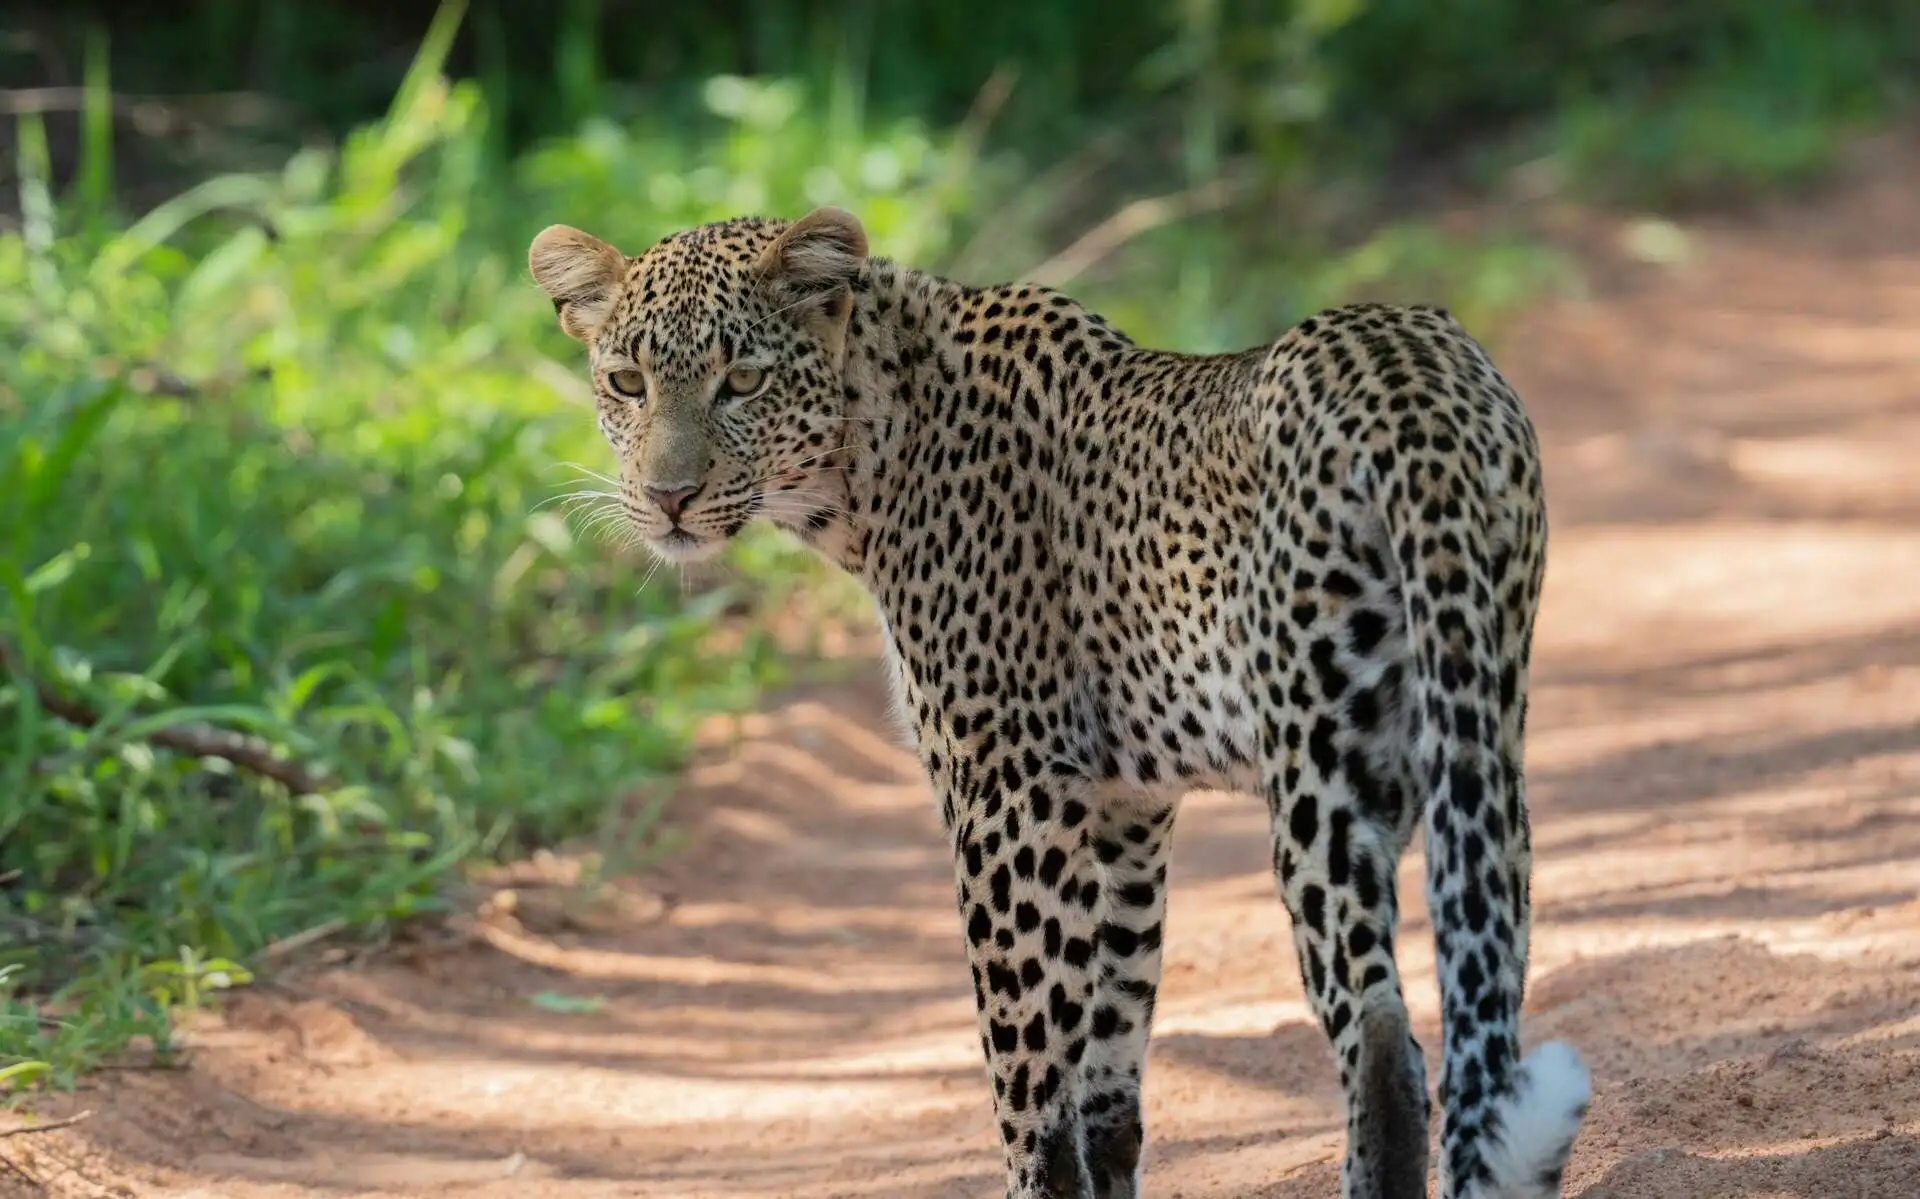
[[790, 259, 1132, 577]]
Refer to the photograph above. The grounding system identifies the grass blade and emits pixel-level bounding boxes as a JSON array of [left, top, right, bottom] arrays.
[[79, 25, 115, 237]]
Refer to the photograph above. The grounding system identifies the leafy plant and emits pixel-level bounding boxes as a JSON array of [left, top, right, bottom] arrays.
[[0, 3, 998, 1084]]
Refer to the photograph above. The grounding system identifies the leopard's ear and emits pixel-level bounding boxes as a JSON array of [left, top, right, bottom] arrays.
[[757, 207, 868, 334], [528, 225, 627, 343]]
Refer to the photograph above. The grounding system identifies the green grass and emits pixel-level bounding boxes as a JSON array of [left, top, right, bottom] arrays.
[[16, 2, 1915, 224], [0, 13, 998, 1091], [1542, 16, 1906, 208]]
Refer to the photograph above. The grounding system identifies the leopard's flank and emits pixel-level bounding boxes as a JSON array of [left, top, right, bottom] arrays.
[[528, 207, 1590, 1199]]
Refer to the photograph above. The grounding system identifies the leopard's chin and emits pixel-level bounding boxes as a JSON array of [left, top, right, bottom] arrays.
[[647, 527, 729, 564]]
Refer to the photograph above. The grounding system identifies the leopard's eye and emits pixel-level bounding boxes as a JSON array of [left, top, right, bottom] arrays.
[[721, 364, 768, 399], [606, 369, 647, 399]]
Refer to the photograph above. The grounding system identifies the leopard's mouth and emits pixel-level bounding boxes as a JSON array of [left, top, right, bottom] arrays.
[[649, 526, 728, 563]]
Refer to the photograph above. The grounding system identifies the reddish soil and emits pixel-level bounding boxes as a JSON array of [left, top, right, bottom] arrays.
[[6, 140, 1920, 1197]]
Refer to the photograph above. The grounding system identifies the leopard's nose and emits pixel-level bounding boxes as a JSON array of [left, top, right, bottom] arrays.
[[644, 483, 701, 522]]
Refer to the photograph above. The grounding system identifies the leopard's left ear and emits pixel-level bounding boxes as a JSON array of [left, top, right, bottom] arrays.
[[528, 224, 627, 343], [757, 207, 868, 339]]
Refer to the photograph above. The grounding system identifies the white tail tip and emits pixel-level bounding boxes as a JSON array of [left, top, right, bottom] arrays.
[[1475, 1040, 1592, 1197]]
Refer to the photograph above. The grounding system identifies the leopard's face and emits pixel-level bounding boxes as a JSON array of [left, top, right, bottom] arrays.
[[529, 208, 869, 563]]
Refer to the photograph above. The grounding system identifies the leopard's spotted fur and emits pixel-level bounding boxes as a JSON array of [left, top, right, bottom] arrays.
[[528, 207, 1590, 1199]]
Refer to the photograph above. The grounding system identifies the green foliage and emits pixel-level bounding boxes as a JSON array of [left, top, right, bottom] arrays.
[[0, 14, 1001, 1088], [12, 0, 1175, 155], [1536, 7, 1911, 206], [1321, 0, 1917, 143], [0, 955, 249, 1090], [513, 72, 999, 268], [15, 0, 1914, 211]]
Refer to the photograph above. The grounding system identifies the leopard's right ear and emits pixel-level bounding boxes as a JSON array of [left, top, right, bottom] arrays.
[[528, 225, 627, 343]]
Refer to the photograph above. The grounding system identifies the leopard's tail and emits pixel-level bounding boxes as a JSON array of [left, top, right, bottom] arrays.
[[1381, 379, 1588, 1197]]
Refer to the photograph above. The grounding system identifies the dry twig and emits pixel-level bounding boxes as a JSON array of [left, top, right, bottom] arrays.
[[0, 640, 327, 794], [1026, 176, 1246, 289], [0, 1110, 94, 1141]]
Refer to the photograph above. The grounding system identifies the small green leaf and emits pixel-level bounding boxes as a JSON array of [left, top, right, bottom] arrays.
[[527, 990, 605, 1015], [0, 1060, 53, 1089]]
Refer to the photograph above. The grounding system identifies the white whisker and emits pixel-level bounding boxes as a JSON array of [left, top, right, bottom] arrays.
[[538, 488, 620, 516], [546, 461, 622, 488], [784, 446, 854, 472], [633, 553, 671, 596]]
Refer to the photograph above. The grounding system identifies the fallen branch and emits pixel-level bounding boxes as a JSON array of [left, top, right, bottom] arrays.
[[0, 640, 328, 795], [0, 86, 286, 131], [259, 917, 350, 961], [1026, 176, 1247, 289], [0, 1110, 93, 1140]]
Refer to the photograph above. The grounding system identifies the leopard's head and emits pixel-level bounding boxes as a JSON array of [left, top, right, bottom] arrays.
[[528, 207, 868, 562]]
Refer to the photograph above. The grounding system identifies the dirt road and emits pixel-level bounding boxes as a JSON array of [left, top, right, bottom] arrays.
[[7, 146, 1920, 1197]]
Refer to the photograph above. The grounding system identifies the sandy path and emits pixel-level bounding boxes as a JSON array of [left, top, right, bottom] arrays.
[[7, 149, 1920, 1197]]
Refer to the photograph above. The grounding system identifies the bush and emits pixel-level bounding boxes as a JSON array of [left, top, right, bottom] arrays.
[[0, 18, 993, 1085]]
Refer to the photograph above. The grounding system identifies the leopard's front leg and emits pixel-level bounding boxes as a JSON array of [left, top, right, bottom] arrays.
[[944, 770, 1103, 1199]]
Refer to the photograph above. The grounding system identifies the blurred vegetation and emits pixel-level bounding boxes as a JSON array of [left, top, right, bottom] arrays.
[[11, 1, 1915, 202], [3, 0, 1915, 1087]]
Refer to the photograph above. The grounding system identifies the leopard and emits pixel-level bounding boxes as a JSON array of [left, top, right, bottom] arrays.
[[527, 205, 1591, 1199]]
